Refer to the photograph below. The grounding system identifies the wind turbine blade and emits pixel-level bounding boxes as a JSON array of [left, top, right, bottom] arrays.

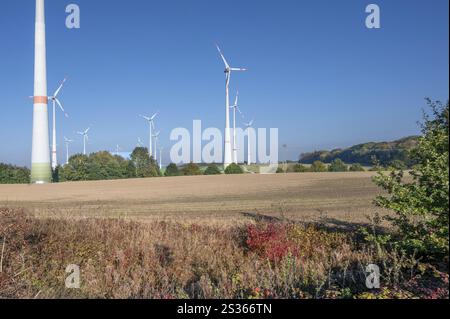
[[215, 44, 230, 69], [230, 68, 247, 72], [234, 91, 239, 106], [151, 112, 158, 121], [53, 78, 67, 97], [55, 98, 68, 116]]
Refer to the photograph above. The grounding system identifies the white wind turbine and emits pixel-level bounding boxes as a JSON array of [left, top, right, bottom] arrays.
[[244, 120, 254, 165], [77, 128, 90, 155], [158, 146, 164, 170], [115, 144, 122, 155], [216, 44, 247, 168], [230, 91, 243, 164], [140, 113, 158, 158], [153, 131, 160, 161], [137, 137, 144, 147], [49, 78, 69, 170], [63, 136, 73, 165]]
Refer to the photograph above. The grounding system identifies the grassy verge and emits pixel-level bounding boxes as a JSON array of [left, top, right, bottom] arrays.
[[0, 208, 447, 299]]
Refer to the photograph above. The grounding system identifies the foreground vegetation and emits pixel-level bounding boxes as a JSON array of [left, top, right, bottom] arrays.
[[0, 208, 447, 299]]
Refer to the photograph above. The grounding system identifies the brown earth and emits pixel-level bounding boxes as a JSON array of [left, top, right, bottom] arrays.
[[0, 172, 387, 226]]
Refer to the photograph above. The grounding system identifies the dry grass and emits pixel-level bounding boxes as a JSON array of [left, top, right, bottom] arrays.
[[0, 172, 386, 226], [0, 208, 447, 299]]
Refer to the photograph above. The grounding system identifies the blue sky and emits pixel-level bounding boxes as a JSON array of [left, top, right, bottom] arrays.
[[0, 0, 448, 166]]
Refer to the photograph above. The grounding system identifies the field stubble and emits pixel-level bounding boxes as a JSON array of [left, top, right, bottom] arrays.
[[0, 172, 388, 227]]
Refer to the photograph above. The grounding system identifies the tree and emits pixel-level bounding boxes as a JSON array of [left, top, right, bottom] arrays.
[[204, 164, 221, 175], [329, 159, 348, 172], [310, 161, 327, 172], [0, 163, 30, 184], [349, 163, 365, 172], [373, 99, 449, 258], [224, 163, 243, 175], [293, 164, 309, 173], [60, 154, 90, 181], [182, 162, 202, 176], [165, 163, 180, 177], [130, 147, 160, 178]]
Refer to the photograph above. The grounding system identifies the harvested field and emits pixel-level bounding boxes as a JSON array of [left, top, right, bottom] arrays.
[[0, 172, 387, 226]]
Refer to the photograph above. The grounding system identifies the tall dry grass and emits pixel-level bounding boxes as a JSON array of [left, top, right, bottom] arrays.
[[0, 208, 447, 299]]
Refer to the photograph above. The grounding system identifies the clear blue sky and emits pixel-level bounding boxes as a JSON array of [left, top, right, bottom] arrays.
[[0, 0, 448, 166]]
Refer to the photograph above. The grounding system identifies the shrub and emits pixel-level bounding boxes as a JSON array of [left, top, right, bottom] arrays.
[[373, 99, 449, 259], [276, 167, 284, 174], [59, 148, 159, 182], [246, 223, 299, 263], [204, 164, 222, 175], [293, 164, 309, 173], [164, 163, 180, 176], [349, 163, 365, 172], [0, 163, 30, 184], [182, 162, 202, 176], [310, 161, 327, 172], [224, 163, 243, 175], [329, 159, 348, 172]]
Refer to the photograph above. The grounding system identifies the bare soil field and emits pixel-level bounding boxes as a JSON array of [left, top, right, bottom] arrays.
[[0, 172, 387, 226]]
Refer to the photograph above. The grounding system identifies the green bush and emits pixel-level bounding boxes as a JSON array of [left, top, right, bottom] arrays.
[[329, 159, 348, 172], [0, 163, 30, 184], [165, 163, 180, 177], [310, 161, 327, 172], [293, 164, 309, 173], [59, 147, 161, 182], [204, 164, 222, 175], [276, 167, 285, 174], [224, 163, 244, 175], [373, 99, 449, 259], [349, 163, 365, 172], [183, 163, 202, 176]]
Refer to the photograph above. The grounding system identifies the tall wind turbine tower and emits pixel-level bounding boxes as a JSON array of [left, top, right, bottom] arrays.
[[216, 45, 247, 168], [31, 0, 51, 184]]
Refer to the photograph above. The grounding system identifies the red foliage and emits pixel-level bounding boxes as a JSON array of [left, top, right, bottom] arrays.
[[246, 223, 299, 263]]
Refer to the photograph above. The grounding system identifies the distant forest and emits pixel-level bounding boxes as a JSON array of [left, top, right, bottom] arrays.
[[299, 136, 419, 167]]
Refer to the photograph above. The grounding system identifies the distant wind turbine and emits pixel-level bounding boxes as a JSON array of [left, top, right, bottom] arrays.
[[158, 146, 164, 170], [216, 44, 247, 168], [49, 78, 68, 170], [64, 136, 73, 165], [230, 91, 243, 164], [153, 131, 160, 161], [77, 128, 90, 155], [140, 112, 158, 158], [244, 120, 254, 165]]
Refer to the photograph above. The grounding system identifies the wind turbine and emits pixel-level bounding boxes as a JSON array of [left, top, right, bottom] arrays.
[[115, 144, 122, 156], [158, 146, 164, 170], [230, 91, 243, 164], [49, 78, 68, 170], [63, 136, 73, 165], [77, 128, 90, 155], [31, 0, 52, 183], [137, 137, 144, 147], [140, 113, 158, 158], [153, 131, 160, 161], [244, 120, 254, 165], [216, 44, 247, 168]]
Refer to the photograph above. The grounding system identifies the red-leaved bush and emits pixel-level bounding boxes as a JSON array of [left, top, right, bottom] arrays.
[[246, 223, 299, 263]]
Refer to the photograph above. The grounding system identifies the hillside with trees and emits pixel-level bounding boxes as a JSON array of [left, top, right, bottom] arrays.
[[299, 136, 419, 167]]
